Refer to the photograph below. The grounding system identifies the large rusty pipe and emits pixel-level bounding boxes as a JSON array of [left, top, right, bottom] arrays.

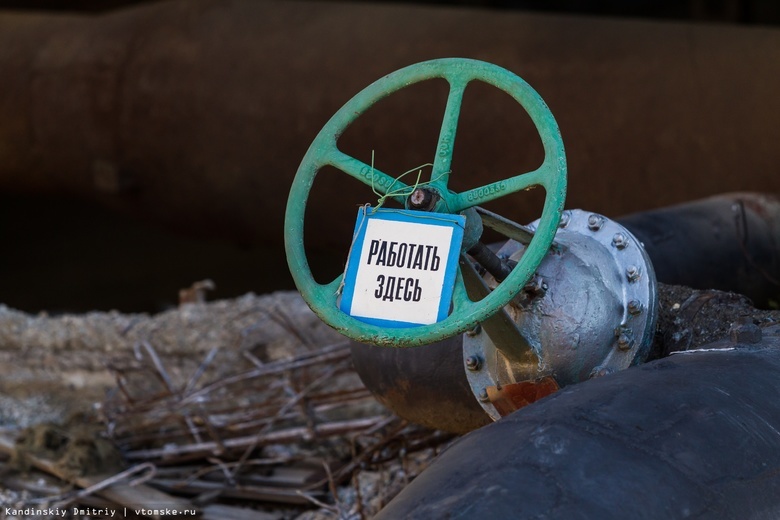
[[1, 1, 779, 255], [349, 337, 491, 434], [375, 343, 780, 519]]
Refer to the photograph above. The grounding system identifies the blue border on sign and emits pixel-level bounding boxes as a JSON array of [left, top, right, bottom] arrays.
[[339, 206, 466, 328]]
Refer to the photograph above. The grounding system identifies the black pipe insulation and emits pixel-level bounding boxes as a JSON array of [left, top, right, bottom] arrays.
[[376, 343, 780, 520], [618, 192, 780, 309]]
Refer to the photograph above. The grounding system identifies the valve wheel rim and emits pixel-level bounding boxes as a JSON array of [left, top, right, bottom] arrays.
[[285, 58, 567, 347]]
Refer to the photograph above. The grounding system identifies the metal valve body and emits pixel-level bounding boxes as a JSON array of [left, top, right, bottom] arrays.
[[465, 209, 658, 419], [285, 57, 661, 430]]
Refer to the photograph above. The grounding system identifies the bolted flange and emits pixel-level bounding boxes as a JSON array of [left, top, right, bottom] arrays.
[[464, 209, 658, 420]]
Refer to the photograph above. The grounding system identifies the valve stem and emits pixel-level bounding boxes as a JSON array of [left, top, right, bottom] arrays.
[[468, 242, 515, 282], [408, 187, 438, 211]]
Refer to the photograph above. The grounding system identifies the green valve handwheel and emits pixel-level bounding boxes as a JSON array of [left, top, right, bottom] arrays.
[[285, 58, 567, 347]]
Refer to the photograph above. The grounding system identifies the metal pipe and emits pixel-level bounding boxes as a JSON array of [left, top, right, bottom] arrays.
[[349, 336, 491, 434], [618, 192, 780, 308], [350, 194, 780, 434], [376, 339, 780, 519], [1, 2, 780, 252], [466, 241, 514, 282]]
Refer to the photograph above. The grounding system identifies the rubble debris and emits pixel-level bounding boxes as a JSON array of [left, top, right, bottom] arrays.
[[0, 286, 777, 518], [651, 283, 780, 359], [0, 291, 451, 518], [10, 415, 122, 478], [0, 291, 344, 427]]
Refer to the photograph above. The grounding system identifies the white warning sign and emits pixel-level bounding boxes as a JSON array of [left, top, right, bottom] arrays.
[[340, 208, 465, 327]]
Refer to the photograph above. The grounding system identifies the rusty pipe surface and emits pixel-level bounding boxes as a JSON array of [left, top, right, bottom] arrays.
[[1, 1, 780, 255], [376, 340, 780, 519], [618, 192, 780, 308], [349, 336, 491, 434]]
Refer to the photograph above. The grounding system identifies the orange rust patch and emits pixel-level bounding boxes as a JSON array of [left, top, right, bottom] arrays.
[[487, 377, 560, 416]]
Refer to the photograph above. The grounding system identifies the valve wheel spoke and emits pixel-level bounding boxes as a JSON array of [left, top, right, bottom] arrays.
[[431, 79, 468, 187], [318, 275, 343, 298], [326, 149, 409, 203], [451, 164, 554, 213]]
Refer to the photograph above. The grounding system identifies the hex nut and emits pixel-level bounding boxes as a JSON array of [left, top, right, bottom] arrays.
[[559, 211, 571, 228], [523, 276, 547, 297], [465, 355, 482, 371], [589, 366, 614, 379], [617, 333, 635, 351], [626, 265, 641, 282], [615, 326, 635, 351], [612, 232, 628, 249], [587, 214, 605, 231], [628, 300, 643, 315], [409, 188, 436, 210], [478, 388, 490, 402]]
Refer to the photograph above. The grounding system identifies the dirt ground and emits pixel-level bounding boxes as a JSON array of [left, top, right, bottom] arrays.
[[652, 282, 780, 358]]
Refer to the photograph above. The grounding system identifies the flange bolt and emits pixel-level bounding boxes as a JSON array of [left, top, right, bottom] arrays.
[[589, 366, 614, 379], [627, 299, 643, 315], [587, 214, 605, 231], [465, 355, 482, 371], [618, 330, 634, 350], [478, 388, 490, 402], [523, 276, 548, 298], [626, 265, 641, 282], [559, 211, 571, 228], [612, 232, 628, 249]]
